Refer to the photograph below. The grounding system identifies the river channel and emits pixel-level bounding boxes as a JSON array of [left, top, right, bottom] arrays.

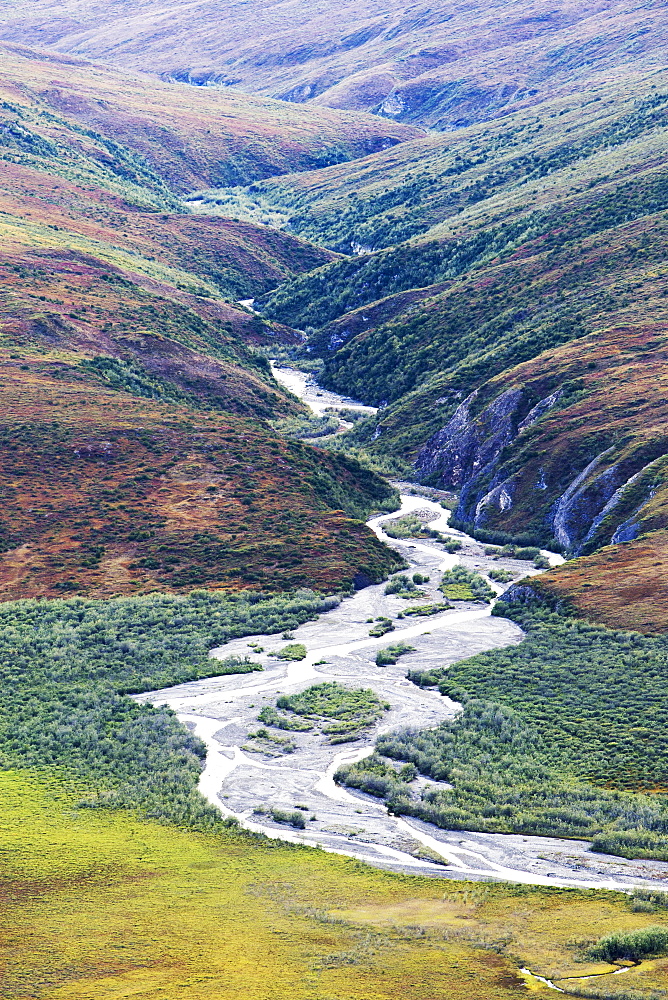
[[139, 365, 668, 891]]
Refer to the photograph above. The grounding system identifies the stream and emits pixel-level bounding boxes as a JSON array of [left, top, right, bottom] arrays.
[[139, 366, 668, 892]]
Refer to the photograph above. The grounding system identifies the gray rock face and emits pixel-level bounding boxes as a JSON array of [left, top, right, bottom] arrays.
[[415, 385, 554, 532], [415, 384, 658, 553], [550, 448, 616, 550], [415, 387, 523, 491]]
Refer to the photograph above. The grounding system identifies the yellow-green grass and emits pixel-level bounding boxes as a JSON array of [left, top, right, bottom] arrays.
[[6, 769, 668, 999]]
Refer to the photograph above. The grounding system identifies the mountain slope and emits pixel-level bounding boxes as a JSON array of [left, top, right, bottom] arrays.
[[1, 0, 667, 130], [245, 71, 668, 629], [0, 45, 405, 597], [0, 359, 399, 599], [0, 44, 419, 190]]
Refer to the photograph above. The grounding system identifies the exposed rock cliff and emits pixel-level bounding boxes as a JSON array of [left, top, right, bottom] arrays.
[[415, 383, 663, 554]]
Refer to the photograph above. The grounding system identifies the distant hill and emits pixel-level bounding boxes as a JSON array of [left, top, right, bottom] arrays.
[[0, 44, 418, 189], [0, 0, 667, 128]]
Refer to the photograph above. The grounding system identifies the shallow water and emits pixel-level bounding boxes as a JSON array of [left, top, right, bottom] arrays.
[[270, 362, 377, 416]]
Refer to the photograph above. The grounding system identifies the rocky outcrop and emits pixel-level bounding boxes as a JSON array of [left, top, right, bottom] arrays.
[[550, 448, 616, 550], [415, 386, 524, 491], [415, 385, 561, 533], [415, 383, 662, 554]]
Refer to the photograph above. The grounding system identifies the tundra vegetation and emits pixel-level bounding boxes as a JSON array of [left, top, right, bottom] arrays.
[[245, 77, 668, 625], [338, 599, 668, 859], [0, 45, 403, 600], [375, 641, 415, 666], [0, 589, 337, 825], [2, 12, 668, 1000], [2, 0, 667, 132], [261, 681, 391, 743], [438, 566, 496, 603], [11, 770, 668, 1000]]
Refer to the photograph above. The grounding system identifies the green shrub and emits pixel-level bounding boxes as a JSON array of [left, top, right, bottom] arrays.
[[272, 413, 340, 440], [273, 682, 390, 743], [254, 805, 306, 828], [339, 604, 668, 858], [216, 655, 264, 675], [440, 538, 462, 553], [439, 566, 495, 603], [587, 926, 668, 963], [402, 604, 449, 617], [270, 643, 307, 661], [385, 574, 416, 595], [488, 569, 514, 584], [375, 642, 415, 666], [383, 514, 425, 539], [257, 706, 312, 731], [369, 618, 395, 637], [270, 808, 306, 829], [245, 730, 296, 754], [501, 545, 540, 560], [0, 588, 334, 831], [335, 753, 417, 798]]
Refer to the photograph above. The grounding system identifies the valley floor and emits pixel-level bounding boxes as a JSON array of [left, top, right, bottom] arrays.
[[136, 364, 668, 893], [141, 494, 668, 892]]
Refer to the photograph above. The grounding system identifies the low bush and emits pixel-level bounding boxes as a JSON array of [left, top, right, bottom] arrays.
[[257, 706, 312, 731], [629, 888, 668, 912], [216, 655, 264, 674], [587, 926, 668, 963], [253, 805, 305, 827], [369, 617, 395, 637], [0, 588, 334, 831], [272, 413, 340, 440], [335, 753, 417, 798], [383, 514, 425, 539], [271, 808, 307, 829], [439, 566, 495, 603], [376, 642, 415, 666], [245, 730, 296, 754], [401, 603, 449, 617], [488, 569, 514, 584], [501, 545, 540, 560], [338, 602, 668, 859], [271, 682, 390, 743], [440, 538, 462, 553], [385, 574, 417, 595], [270, 643, 307, 661]]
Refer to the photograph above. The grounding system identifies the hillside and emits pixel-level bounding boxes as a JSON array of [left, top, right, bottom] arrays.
[[0, 44, 406, 597], [219, 68, 668, 629], [0, 44, 418, 189], [1, 0, 667, 130], [7, 7, 668, 999]]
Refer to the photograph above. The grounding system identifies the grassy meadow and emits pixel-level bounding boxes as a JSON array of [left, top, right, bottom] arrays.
[[7, 769, 668, 1000]]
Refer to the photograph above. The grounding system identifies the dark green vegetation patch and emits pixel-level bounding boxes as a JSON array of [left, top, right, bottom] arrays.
[[259, 681, 390, 743], [337, 601, 668, 860], [0, 589, 335, 827]]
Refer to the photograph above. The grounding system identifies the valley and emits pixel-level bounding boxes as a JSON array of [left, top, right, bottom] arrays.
[[1, 5, 668, 998], [142, 484, 668, 891]]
